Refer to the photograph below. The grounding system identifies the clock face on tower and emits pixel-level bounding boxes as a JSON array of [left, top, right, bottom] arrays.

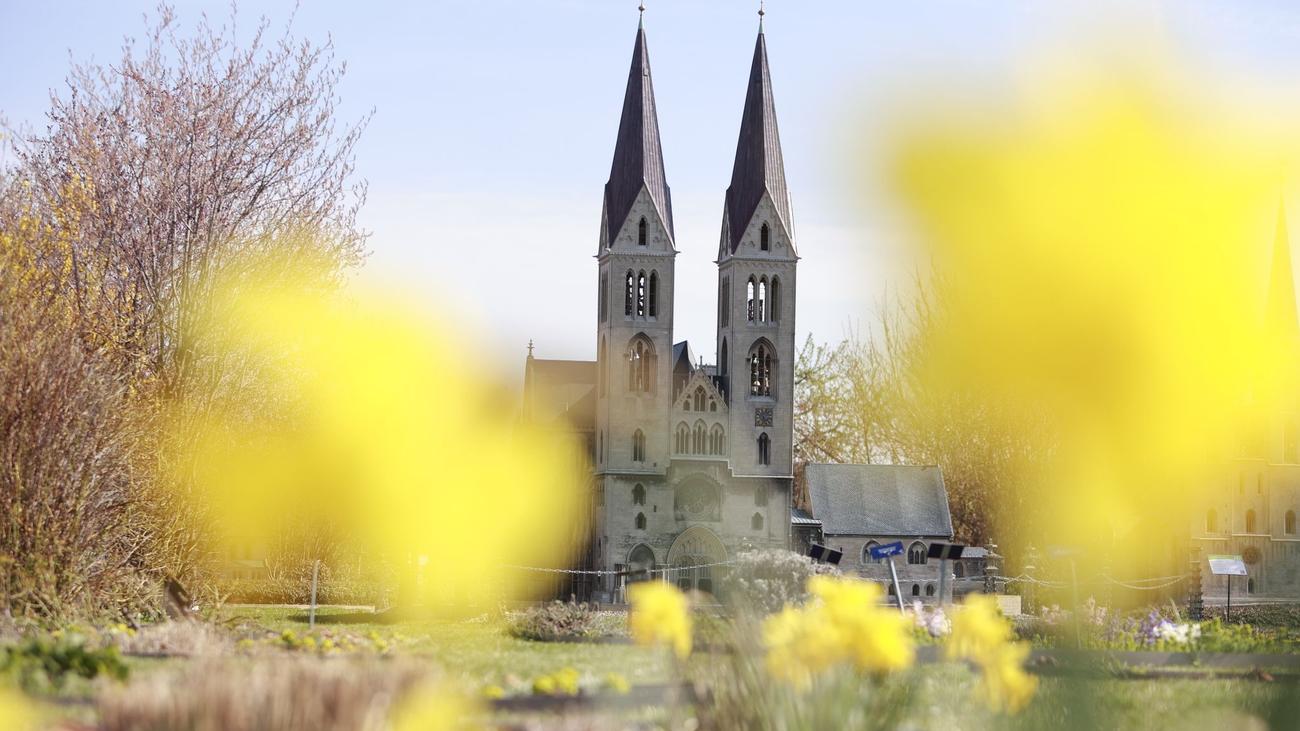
[[754, 407, 774, 427]]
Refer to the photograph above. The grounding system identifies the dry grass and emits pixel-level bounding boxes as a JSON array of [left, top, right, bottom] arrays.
[[98, 658, 432, 731], [117, 621, 233, 658]]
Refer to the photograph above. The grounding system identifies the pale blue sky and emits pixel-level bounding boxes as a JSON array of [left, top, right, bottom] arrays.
[[5, 1, 1300, 376]]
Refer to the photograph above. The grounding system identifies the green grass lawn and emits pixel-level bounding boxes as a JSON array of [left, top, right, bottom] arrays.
[[221, 605, 670, 689], [12, 605, 1299, 730]]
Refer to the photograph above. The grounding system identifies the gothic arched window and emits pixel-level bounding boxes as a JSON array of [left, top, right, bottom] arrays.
[[749, 341, 774, 398], [752, 512, 764, 531], [636, 271, 647, 317], [1286, 510, 1296, 535], [709, 400, 717, 412], [908, 542, 927, 565], [635, 512, 647, 530], [675, 422, 689, 452], [638, 216, 648, 246], [649, 271, 658, 317], [1246, 509, 1257, 533], [747, 277, 757, 322], [862, 541, 879, 564], [628, 336, 655, 393], [1205, 508, 1217, 533], [720, 278, 730, 327], [925, 584, 936, 597], [757, 278, 767, 322], [632, 430, 645, 462], [760, 222, 770, 251], [719, 339, 728, 377], [633, 483, 646, 506], [757, 432, 770, 465], [600, 272, 608, 322], [693, 420, 706, 454], [769, 277, 780, 323], [694, 386, 706, 412], [911, 584, 920, 597], [624, 270, 634, 316], [598, 338, 608, 397]]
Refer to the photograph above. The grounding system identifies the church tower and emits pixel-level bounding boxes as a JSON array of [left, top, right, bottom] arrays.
[[716, 21, 798, 481], [594, 16, 676, 481]]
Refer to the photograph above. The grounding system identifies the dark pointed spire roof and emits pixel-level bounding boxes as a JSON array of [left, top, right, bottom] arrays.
[[724, 28, 793, 254], [1267, 201, 1298, 338], [604, 24, 674, 246]]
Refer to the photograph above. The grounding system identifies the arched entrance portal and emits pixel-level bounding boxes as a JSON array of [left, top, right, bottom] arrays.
[[666, 526, 727, 595], [626, 544, 656, 583]]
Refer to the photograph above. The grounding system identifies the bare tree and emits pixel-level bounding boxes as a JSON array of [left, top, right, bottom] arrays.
[[0, 3, 370, 614], [794, 277, 1052, 551]]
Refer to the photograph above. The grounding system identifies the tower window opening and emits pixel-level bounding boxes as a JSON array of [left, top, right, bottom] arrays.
[[598, 339, 608, 397], [636, 512, 647, 530], [636, 271, 646, 317], [749, 341, 773, 397], [628, 337, 654, 393], [757, 279, 767, 322], [649, 271, 658, 317], [600, 272, 608, 322], [757, 432, 770, 465], [638, 217, 648, 246], [633, 483, 646, 506], [760, 222, 770, 251], [770, 277, 780, 322], [747, 278, 757, 322], [624, 270, 634, 316], [632, 430, 646, 462], [720, 278, 730, 327], [752, 512, 764, 531]]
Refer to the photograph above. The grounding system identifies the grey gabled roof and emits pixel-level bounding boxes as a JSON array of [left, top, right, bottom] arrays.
[[604, 24, 675, 247], [723, 29, 792, 255], [805, 463, 953, 538], [791, 507, 822, 526]]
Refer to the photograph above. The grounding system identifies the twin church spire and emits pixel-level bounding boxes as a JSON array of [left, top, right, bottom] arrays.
[[604, 22, 674, 247], [603, 10, 791, 251]]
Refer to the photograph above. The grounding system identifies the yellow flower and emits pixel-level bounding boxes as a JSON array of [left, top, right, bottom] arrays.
[[762, 577, 915, 688], [0, 689, 38, 731], [603, 672, 631, 695], [628, 582, 692, 659], [975, 643, 1038, 715], [552, 667, 581, 696], [481, 684, 505, 699], [532, 675, 557, 695], [390, 684, 482, 731], [945, 595, 1038, 714], [945, 595, 1014, 663]]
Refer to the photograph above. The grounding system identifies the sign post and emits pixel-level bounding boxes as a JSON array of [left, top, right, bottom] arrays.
[[1208, 555, 1248, 623], [869, 541, 906, 612], [927, 542, 965, 606]]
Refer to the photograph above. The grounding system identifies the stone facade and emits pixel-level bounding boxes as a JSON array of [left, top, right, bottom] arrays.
[[584, 23, 798, 600]]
